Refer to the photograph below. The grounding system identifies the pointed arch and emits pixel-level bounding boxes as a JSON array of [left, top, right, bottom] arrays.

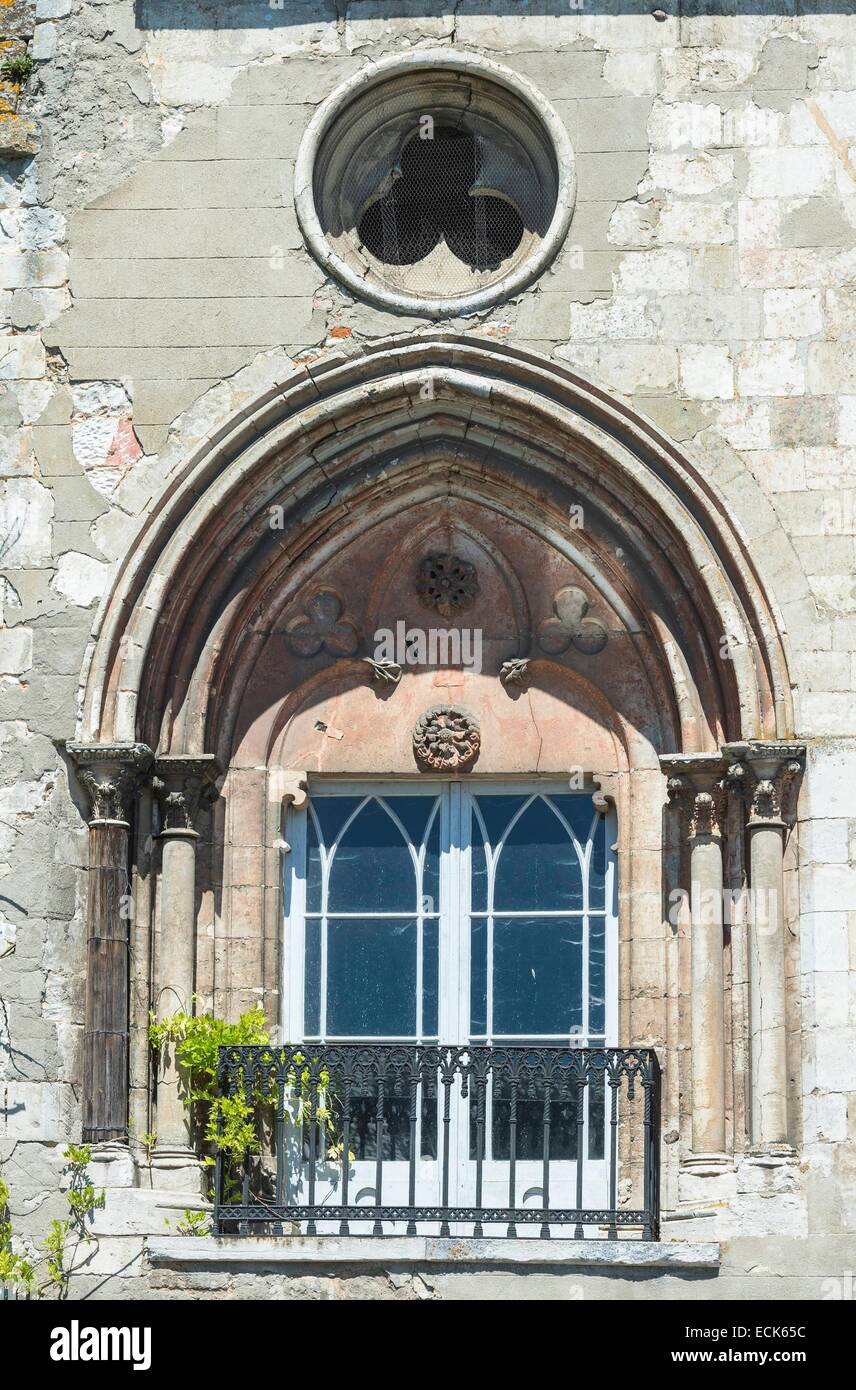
[[78, 334, 798, 758]]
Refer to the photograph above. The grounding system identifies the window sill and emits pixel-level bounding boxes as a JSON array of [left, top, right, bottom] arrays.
[[146, 1235, 720, 1270]]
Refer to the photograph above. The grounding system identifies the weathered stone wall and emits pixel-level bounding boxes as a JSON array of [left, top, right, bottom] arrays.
[[1, 1, 855, 1298]]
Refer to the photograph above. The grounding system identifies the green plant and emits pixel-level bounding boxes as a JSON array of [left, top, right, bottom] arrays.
[[164, 1209, 211, 1237], [0, 1174, 36, 1295], [1, 55, 34, 84], [0, 1146, 104, 1299], [148, 1002, 336, 1176]]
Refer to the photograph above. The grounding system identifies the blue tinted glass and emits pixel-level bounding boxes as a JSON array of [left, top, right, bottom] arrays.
[[470, 806, 488, 912], [470, 917, 487, 1035], [588, 914, 605, 1036], [493, 797, 583, 911], [303, 918, 321, 1035], [328, 797, 416, 913], [327, 918, 416, 1036], [589, 811, 606, 910], [549, 795, 597, 844], [422, 801, 440, 916], [313, 796, 364, 846], [474, 794, 525, 849], [493, 917, 583, 1036], [423, 919, 438, 1038], [306, 809, 322, 913], [386, 795, 435, 847]]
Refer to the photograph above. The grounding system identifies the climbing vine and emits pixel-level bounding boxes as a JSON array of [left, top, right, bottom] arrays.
[[149, 1002, 336, 1173]]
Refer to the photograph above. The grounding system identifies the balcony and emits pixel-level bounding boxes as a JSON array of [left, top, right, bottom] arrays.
[[213, 1044, 661, 1241]]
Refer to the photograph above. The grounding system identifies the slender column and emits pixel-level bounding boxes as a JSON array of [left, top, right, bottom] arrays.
[[152, 755, 220, 1167], [724, 742, 804, 1152], [662, 756, 727, 1157], [67, 743, 153, 1145]]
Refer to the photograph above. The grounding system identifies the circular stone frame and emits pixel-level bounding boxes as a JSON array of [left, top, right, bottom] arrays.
[[294, 50, 576, 319]]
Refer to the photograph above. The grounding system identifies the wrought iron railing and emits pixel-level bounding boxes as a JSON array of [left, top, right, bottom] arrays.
[[213, 1044, 661, 1240]]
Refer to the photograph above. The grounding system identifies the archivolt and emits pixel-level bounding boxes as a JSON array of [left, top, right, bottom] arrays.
[[79, 334, 797, 759]]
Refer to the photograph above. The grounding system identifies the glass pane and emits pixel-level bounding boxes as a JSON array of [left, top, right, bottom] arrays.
[[328, 797, 416, 913], [325, 1092, 412, 1161], [493, 917, 583, 1036], [422, 803, 440, 917], [387, 795, 436, 847], [423, 918, 438, 1038], [306, 808, 322, 913], [474, 794, 526, 849], [312, 796, 364, 847], [588, 913, 606, 1037], [484, 1085, 579, 1161], [470, 917, 487, 1036], [327, 917, 416, 1036], [493, 798, 583, 912], [303, 919, 321, 1036], [470, 805, 488, 912]]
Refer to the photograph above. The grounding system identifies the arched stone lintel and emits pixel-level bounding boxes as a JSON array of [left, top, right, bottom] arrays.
[[77, 336, 795, 756]]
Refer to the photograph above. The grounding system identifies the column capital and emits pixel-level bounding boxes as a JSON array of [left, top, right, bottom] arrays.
[[67, 742, 154, 825], [722, 741, 805, 826], [660, 754, 728, 839], [152, 754, 221, 834]]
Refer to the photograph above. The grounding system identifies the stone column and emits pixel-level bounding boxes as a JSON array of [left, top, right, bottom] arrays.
[[151, 754, 219, 1181], [662, 755, 728, 1158], [67, 742, 153, 1146], [724, 742, 804, 1153]]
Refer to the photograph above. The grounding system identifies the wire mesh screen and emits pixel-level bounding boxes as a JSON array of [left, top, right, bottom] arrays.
[[357, 127, 527, 280], [311, 71, 561, 309]]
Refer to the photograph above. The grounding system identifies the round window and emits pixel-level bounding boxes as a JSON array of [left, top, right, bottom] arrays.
[[295, 51, 575, 319]]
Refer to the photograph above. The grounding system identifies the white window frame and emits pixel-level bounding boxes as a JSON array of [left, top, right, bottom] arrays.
[[282, 777, 618, 1053]]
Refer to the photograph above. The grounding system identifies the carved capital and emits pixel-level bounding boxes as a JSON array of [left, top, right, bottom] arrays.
[[722, 741, 805, 826], [152, 754, 221, 834], [661, 754, 728, 840], [67, 742, 154, 825]]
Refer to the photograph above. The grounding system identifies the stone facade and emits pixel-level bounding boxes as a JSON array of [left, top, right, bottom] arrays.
[[1, 0, 855, 1300]]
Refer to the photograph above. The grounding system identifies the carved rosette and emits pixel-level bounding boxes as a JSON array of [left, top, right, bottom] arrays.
[[413, 705, 481, 772], [67, 742, 153, 824], [661, 755, 728, 840], [723, 741, 805, 826], [416, 553, 479, 620], [152, 754, 221, 834]]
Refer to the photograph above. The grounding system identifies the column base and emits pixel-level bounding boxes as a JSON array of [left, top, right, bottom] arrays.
[[747, 1142, 797, 1164], [89, 1139, 136, 1188], [149, 1145, 206, 1194], [681, 1152, 734, 1176]]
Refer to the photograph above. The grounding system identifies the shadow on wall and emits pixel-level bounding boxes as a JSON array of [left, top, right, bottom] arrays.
[[134, 0, 856, 31]]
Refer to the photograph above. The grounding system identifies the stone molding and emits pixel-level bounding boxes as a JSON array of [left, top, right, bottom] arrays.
[[79, 335, 795, 754], [294, 50, 577, 319], [67, 742, 154, 824]]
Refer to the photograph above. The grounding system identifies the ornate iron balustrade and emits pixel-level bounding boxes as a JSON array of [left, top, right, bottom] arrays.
[[213, 1044, 661, 1240]]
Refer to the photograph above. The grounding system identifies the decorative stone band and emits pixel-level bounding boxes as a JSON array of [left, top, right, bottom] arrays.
[[660, 753, 728, 840], [722, 741, 806, 826], [67, 741, 154, 824], [153, 754, 221, 834]]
